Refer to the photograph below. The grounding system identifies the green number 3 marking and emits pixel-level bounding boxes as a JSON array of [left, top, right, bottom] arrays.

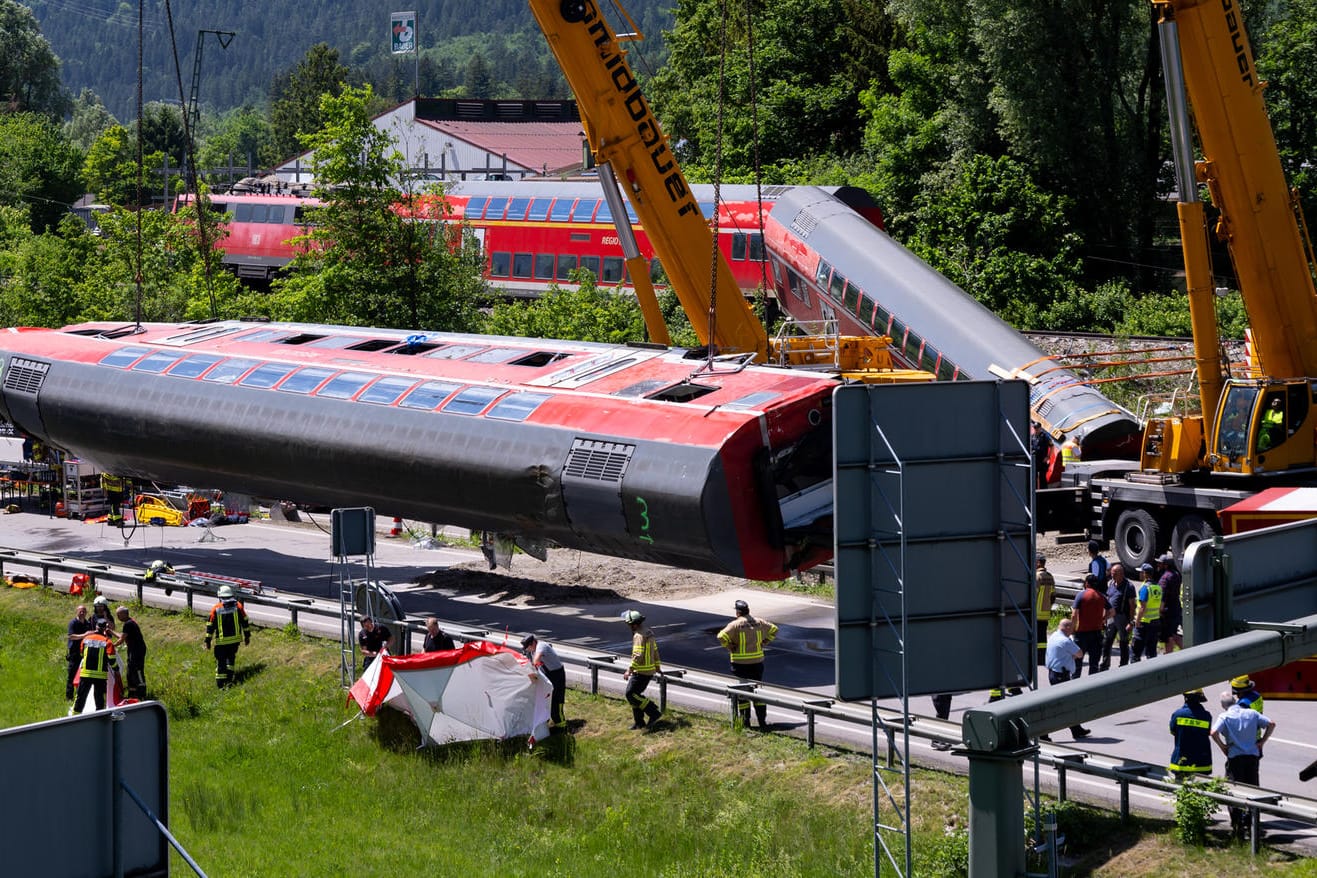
[[635, 496, 654, 543]]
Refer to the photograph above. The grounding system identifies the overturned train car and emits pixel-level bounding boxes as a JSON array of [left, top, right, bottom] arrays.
[[0, 321, 839, 580], [765, 187, 1141, 459]]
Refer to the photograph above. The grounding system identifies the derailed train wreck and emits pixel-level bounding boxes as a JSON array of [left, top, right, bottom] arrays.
[[0, 321, 839, 580]]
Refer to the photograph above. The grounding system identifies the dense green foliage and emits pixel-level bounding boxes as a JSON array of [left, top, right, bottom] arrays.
[[0, 112, 84, 231], [0, 0, 69, 120]]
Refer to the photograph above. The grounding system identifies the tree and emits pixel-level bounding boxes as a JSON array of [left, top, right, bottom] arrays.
[[83, 125, 166, 209], [198, 106, 278, 178], [0, 113, 85, 232], [269, 44, 350, 162], [1257, 0, 1317, 221], [63, 88, 119, 152], [648, 0, 879, 175], [0, 0, 69, 120], [141, 102, 188, 168], [462, 53, 495, 99], [484, 274, 646, 342], [268, 84, 484, 331], [0, 214, 98, 327]]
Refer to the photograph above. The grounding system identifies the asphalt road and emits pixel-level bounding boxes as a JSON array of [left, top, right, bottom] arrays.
[[5, 512, 1317, 846]]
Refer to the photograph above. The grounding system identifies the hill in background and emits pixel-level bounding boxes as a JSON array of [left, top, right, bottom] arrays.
[[25, 0, 674, 121]]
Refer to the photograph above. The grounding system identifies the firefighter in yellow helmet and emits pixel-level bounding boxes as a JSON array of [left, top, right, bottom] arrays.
[[717, 599, 778, 730], [621, 610, 662, 730], [204, 585, 251, 688]]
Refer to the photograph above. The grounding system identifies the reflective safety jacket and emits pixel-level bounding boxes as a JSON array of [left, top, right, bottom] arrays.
[[1034, 568, 1055, 649], [80, 633, 115, 680], [1167, 701, 1212, 776], [100, 473, 125, 492], [629, 628, 660, 674], [207, 600, 250, 646], [717, 614, 778, 665], [1139, 582, 1163, 623]]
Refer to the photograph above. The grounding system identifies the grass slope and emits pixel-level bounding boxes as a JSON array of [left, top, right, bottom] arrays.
[[0, 585, 1311, 877]]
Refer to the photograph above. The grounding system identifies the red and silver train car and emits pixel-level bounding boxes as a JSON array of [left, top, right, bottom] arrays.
[[0, 321, 839, 580], [180, 182, 884, 297], [765, 187, 1141, 458]]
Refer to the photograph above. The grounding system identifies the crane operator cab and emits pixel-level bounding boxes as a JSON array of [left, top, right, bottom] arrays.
[[1211, 380, 1314, 474]]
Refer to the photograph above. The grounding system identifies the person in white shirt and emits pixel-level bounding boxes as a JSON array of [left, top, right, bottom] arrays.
[[522, 634, 567, 730], [1042, 618, 1091, 741]]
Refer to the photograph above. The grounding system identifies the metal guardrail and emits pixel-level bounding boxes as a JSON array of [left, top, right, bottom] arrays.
[[3, 545, 1315, 846]]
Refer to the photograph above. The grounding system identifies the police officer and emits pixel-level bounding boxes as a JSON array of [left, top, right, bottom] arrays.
[[717, 599, 778, 730], [1130, 562, 1162, 662], [621, 610, 662, 730], [204, 585, 251, 688], [1167, 689, 1213, 781]]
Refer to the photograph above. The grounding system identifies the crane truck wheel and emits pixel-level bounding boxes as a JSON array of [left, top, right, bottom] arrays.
[[1171, 513, 1216, 560], [1114, 508, 1161, 569]]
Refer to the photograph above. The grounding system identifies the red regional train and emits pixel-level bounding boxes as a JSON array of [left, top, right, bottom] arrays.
[[0, 320, 840, 580], [177, 181, 885, 297]]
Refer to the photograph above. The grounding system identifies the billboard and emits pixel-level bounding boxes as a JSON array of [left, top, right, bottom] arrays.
[[391, 11, 417, 55]]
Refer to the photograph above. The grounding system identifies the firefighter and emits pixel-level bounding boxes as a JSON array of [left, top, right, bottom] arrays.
[[204, 585, 251, 688], [100, 472, 127, 525], [716, 599, 778, 730], [621, 610, 662, 730], [143, 559, 175, 596], [71, 618, 116, 714], [1167, 689, 1212, 782], [1035, 552, 1055, 666]]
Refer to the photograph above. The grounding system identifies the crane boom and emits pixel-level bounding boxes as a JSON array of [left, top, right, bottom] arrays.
[[530, 0, 768, 358]]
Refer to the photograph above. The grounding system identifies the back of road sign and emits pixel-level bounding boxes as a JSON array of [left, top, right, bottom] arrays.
[[833, 380, 1033, 700]]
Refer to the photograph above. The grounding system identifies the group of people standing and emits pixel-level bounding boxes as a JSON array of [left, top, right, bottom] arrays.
[[64, 580, 254, 712], [1069, 540, 1183, 678]]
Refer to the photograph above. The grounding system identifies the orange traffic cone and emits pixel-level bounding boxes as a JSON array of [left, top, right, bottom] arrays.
[[390, 517, 403, 537]]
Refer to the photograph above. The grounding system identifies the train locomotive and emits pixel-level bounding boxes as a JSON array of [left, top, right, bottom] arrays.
[[0, 321, 840, 580]]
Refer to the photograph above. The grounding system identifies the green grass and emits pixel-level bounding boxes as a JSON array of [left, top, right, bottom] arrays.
[[2, 584, 1313, 877]]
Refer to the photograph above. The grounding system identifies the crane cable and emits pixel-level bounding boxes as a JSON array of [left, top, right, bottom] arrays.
[[706, 0, 731, 367], [163, 3, 219, 319], [744, 0, 768, 329], [133, 0, 143, 332]]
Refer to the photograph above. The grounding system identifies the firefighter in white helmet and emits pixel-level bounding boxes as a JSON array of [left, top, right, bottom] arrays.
[[204, 585, 251, 688]]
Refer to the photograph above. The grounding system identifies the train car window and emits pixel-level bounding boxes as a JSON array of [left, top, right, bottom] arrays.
[[307, 336, 368, 349], [601, 257, 625, 283], [903, 331, 923, 363], [534, 253, 555, 280], [266, 206, 287, 224], [787, 269, 809, 305], [358, 376, 417, 405], [936, 357, 957, 381], [279, 333, 327, 345], [277, 366, 336, 394], [920, 345, 939, 374], [166, 354, 223, 378], [569, 232, 589, 242], [315, 371, 373, 399], [724, 391, 780, 410], [202, 358, 259, 384], [527, 199, 552, 221], [465, 196, 487, 219], [888, 319, 907, 350], [557, 254, 577, 279], [234, 203, 253, 223], [510, 351, 566, 367], [580, 255, 600, 279], [484, 197, 509, 220], [239, 362, 296, 389], [732, 233, 747, 261], [647, 382, 717, 403], [426, 344, 487, 360], [487, 392, 550, 421], [815, 259, 832, 288], [441, 385, 504, 415], [293, 205, 311, 223], [507, 198, 531, 221], [251, 204, 271, 223], [467, 348, 524, 364], [596, 201, 612, 223], [698, 202, 716, 218], [513, 253, 533, 278], [131, 351, 186, 373], [830, 270, 847, 300], [749, 233, 764, 260], [387, 341, 443, 356], [872, 305, 891, 334], [842, 282, 860, 314], [99, 346, 152, 368], [399, 380, 461, 410], [345, 339, 400, 352], [571, 200, 599, 222], [489, 251, 511, 277], [236, 329, 290, 344], [550, 199, 574, 222]]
